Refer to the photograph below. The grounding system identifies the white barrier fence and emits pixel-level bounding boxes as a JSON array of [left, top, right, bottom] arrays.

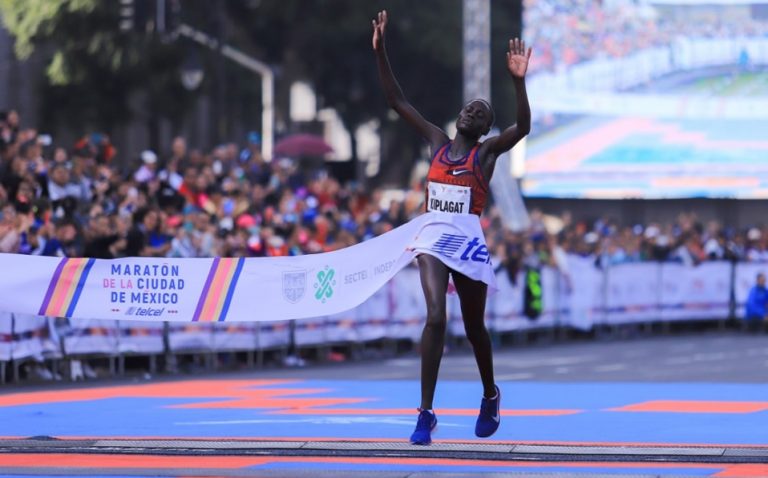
[[0, 259, 760, 366]]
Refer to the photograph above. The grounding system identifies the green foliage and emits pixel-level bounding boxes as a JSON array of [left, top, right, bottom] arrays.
[[226, 0, 464, 129], [0, 0, 522, 167], [0, 0, 193, 133], [0, 0, 96, 59], [222, 0, 468, 182]]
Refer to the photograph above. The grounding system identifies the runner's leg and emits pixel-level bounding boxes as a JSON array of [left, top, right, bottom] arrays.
[[417, 254, 450, 410], [453, 271, 495, 398]]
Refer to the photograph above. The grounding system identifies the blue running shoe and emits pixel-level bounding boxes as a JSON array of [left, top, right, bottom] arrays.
[[410, 409, 437, 445], [475, 385, 500, 438]]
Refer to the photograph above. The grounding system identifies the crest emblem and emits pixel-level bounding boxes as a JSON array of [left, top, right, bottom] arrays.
[[282, 271, 307, 303]]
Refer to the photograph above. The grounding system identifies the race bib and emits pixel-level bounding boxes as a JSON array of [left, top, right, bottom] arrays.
[[427, 181, 471, 215]]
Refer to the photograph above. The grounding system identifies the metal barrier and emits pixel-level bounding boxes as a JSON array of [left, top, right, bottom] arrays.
[[2, 259, 763, 384]]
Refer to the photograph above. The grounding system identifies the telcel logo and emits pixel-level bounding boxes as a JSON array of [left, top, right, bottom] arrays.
[[459, 237, 491, 264], [430, 234, 491, 264], [126, 306, 165, 317]]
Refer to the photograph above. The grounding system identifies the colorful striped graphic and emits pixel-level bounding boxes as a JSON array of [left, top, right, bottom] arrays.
[[192, 257, 245, 322], [38, 258, 96, 317]]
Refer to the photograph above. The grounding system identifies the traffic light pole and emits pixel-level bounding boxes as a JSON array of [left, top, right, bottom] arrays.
[[176, 23, 274, 160]]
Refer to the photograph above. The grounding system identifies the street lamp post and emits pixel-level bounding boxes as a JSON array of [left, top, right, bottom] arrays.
[[180, 49, 204, 91], [176, 24, 274, 160]]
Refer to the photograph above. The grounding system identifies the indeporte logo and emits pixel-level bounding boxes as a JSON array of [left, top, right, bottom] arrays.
[[313, 266, 336, 303]]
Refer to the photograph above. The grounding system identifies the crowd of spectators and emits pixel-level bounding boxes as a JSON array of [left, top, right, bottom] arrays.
[[515, 209, 768, 271], [524, 0, 768, 73], [5, 109, 768, 380], [1, 109, 768, 280], [0, 113, 411, 263]]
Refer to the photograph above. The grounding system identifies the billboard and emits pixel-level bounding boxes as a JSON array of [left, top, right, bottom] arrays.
[[522, 1, 768, 198]]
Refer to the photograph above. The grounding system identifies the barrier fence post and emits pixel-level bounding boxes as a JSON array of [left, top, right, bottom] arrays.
[[651, 261, 663, 335], [255, 326, 264, 369], [554, 268, 565, 342], [661, 262, 671, 335], [598, 264, 612, 340], [723, 260, 737, 332], [149, 354, 157, 374]]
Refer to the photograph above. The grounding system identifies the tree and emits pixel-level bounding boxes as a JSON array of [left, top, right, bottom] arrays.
[[0, 0, 522, 182], [224, 0, 520, 186], [224, 0, 464, 185], [0, 0, 194, 149]]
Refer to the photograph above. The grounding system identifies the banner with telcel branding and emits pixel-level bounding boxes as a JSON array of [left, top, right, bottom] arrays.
[[0, 212, 496, 323]]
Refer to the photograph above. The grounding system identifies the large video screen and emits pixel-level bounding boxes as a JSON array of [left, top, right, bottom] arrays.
[[521, 1, 768, 198]]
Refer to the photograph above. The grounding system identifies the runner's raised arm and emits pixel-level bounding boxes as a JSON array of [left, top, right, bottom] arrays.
[[372, 10, 448, 150]]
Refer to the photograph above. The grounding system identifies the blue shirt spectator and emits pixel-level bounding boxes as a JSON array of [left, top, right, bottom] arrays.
[[745, 273, 768, 322]]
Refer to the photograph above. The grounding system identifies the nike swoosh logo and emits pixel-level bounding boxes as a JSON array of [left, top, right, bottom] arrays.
[[449, 169, 471, 176], [492, 411, 500, 423]]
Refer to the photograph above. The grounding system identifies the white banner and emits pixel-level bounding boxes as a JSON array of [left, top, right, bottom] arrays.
[[12, 314, 59, 361], [605, 263, 662, 325], [486, 270, 527, 332], [353, 285, 390, 342], [168, 323, 213, 352], [388, 266, 426, 341], [447, 284, 464, 337], [0, 312, 11, 361], [539, 267, 561, 328], [117, 320, 164, 355], [660, 262, 732, 321], [212, 322, 257, 352], [63, 319, 119, 356], [0, 212, 494, 324], [325, 310, 358, 345], [294, 317, 327, 346], [0, 313, 59, 362], [256, 321, 290, 350], [0, 252, 742, 362], [561, 256, 603, 330]]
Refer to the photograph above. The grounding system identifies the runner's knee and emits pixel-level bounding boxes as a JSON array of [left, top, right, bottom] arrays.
[[425, 308, 447, 330], [464, 320, 488, 343]]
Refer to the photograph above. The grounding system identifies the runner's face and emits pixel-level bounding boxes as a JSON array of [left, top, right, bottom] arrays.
[[456, 101, 492, 136]]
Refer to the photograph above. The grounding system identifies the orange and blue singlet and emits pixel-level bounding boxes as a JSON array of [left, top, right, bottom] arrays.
[[425, 142, 489, 216]]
